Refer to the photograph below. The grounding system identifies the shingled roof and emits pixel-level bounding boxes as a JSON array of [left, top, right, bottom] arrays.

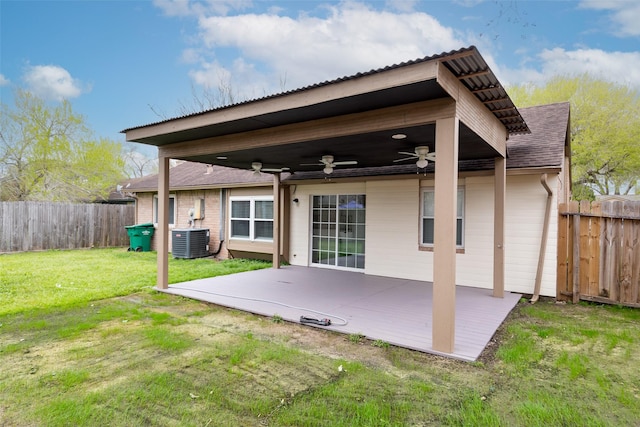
[[121, 161, 273, 192]]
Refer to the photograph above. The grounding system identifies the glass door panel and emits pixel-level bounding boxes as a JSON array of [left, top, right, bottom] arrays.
[[311, 194, 365, 269]]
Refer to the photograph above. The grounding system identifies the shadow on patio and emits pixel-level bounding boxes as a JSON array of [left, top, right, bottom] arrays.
[[161, 266, 521, 361]]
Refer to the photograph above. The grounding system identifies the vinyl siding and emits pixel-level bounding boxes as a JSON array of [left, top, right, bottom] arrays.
[[288, 173, 559, 296], [226, 186, 277, 254], [365, 179, 433, 278]]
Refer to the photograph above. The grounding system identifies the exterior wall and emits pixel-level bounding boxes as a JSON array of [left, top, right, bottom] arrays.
[[365, 179, 428, 277], [288, 173, 559, 297], [134, 189, 228, 258], [226, 186, 275, 255], [136, 193, 155, 231]]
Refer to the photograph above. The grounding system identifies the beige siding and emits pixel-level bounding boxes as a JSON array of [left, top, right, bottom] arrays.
[[365, 179, 434, 278], [504, 175, 559, 296], [288, 173, 559, 296], [228, 187, 273, 197], [226, 186, 277, 255]]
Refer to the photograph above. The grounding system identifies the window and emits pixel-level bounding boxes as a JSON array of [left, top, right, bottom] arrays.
[[421, 188, 464, 247], [153, 195, 176, 226], [230, 197, 273, 241]]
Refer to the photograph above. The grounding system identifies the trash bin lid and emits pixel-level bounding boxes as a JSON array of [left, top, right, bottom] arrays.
[[126, 222, 154, 229]]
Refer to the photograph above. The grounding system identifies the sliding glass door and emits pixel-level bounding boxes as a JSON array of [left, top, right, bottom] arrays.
[[311, 194, 365, 269]]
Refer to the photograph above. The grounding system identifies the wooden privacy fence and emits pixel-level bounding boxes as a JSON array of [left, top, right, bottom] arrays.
[[0, 201, 135, 253], [557, 200, 640, 307]]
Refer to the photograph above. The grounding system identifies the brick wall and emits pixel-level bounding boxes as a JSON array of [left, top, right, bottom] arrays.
[[134, 190, 229, 258]]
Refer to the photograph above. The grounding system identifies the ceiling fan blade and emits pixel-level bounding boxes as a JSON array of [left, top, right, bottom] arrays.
[[333, 161, 358, 166], [397, 151, 418, 157], [393, 157, 415, 163], [425, 154, 436, 161]]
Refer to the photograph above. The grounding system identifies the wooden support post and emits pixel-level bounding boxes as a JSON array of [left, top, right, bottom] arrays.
[[432, 117, 459, 354], [273, 173, 281, 269], [157, 156, 170, 290], [493, 157, 506, 298]]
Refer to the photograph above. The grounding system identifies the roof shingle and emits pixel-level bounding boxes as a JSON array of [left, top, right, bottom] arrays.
[[122, 162, 273, 191]]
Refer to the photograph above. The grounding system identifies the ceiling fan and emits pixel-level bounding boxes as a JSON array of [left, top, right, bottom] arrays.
[[301, 155, 357, 174], [250, 162, 289, 175], [393, 146, 435, 169]]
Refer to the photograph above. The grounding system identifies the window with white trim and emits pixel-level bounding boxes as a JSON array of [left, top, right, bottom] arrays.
[[230, 196, 273, 241], [421, 188, 464, 247], [153, 194, 176, 226]]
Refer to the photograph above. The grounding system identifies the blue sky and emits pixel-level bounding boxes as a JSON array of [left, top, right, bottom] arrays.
[[1, 0, 639, 155]]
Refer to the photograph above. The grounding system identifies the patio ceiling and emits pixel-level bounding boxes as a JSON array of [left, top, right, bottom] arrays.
[[123, 46, 527, 174]]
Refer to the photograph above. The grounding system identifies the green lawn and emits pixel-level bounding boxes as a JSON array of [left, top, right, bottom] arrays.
[[0, 248, 270, 316], [1, 249, 639, 426]]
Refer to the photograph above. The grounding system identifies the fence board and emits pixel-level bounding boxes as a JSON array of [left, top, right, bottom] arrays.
[[0, 201, 135, 253], [579, 200, 591, 298], [588, 202, 601, 297], [558, 200, 640, 307], [556, 202, 570, 299]]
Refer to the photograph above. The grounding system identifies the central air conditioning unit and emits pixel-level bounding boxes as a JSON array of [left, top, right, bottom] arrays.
[[172, 228, 210, 259]]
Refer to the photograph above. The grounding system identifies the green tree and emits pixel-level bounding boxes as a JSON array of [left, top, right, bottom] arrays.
[[508, 75, 640, 199], [0, 89, 127, 202]]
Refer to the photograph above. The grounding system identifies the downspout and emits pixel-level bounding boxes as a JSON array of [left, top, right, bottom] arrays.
[[212, 188, 226, 256], [531, 174, 553, 303]]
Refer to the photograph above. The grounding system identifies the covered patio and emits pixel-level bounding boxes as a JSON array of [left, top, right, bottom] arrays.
[[161, 266, 521, 361], [124, 46, 530, 357]]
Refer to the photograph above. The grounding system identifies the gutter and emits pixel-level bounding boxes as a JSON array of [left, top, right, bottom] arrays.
[[531, 174, 553, 303]]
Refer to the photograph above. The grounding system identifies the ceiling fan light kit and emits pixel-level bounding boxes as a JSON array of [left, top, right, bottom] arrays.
[[301, 154, 358, 174], [416, 158, 429, 168], [393, 145, 436, 169]]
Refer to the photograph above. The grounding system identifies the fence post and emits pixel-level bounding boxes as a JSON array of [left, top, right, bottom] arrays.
[[588, 202, 601, 297], [570, 201, 580, 303], [621, 202, 639, 304], [557, 202, 570, 301]]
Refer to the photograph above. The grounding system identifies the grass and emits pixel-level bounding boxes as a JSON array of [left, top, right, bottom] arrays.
[[1, 249, 640, 426], [0, 247, 270, 316]]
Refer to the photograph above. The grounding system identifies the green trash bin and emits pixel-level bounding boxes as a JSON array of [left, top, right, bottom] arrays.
[[125, 223, 155, 252]]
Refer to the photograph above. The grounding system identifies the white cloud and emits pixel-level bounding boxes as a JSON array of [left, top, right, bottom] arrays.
[[22, 65, 88, 101], [190, 1, 464, 95], [385, 0, 419, 13], [153, 0, 252, 17], [181, 47, 202, 64], [499, 48, 640, 89], [579, 0, 640, 37], [0, 74, 9, 86]]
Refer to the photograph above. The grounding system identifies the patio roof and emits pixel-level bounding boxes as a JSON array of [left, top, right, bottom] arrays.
[[123, 46, 526, 173], [162, 266, 521, 361]]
